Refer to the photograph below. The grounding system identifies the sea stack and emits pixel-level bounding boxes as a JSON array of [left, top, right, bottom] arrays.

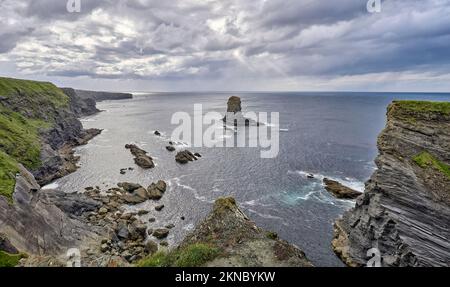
[[227, 96, 242, 113], [332, 101, 450, 267], [223, 96, 260, 126]]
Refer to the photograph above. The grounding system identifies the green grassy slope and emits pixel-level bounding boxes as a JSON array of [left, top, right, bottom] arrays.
[[0, 77, 68, 201]]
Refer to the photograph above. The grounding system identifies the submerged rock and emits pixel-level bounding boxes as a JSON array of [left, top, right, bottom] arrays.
[[323, 178, 362, 199]]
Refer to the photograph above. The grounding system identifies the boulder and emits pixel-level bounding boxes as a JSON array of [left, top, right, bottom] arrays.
[[134, 156, 155, 169], [152, 229, 170, 239], [134, 187, 149, 200], [117, 182, 142, 192], [166, 145, 176, 152], [323, 178, 362, 199], [155, 204, 165, 211], [154, 131, 161, 136], [155, 180, 167, 192], [145, 241, 158, 254], [147, 189, 163, 200], [175, 150, 197, 164], [125, 144, 155, 169]]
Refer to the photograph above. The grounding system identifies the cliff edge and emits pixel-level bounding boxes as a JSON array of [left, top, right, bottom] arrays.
[[333, 101, 450, 267]]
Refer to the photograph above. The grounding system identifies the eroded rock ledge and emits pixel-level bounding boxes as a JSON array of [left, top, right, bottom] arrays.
[[332, 101, 450, 267]]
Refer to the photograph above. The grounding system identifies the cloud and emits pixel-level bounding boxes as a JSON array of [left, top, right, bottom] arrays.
[[0, 0, 450, 91]]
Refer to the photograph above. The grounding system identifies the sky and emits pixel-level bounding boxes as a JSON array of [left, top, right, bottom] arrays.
[[1, 0, 450, 92]]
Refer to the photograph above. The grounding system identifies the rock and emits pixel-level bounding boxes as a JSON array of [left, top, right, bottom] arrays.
[[120, 213, 133, 220], [125, 144, 155, 169], [323, 178, 362, 199], [147, 188, 163, 200], [135, 224, 147, 237], [153, 229, 170, 239], [223, 96, 261, 126], [165, 224, 175, 229], [307, 174, 314, 179], [116, 223, 130, 240], [134, 156, 155, 169], [333, 101, 450, 267], [170, 197, 313, 267], [155, 180, 167, 192], [175, 150, 197, 164], [160, 241, 169, 247], [180, 216, 185, 221], [147, 229, 154, 235], [138, 210, 149, 216], [85, 187, 94, 191], [0, 233, 19, 254], [226, 96, 242, 113], [101, 243, 110, 253], [194, 153, 202, 158], [145, 241, 158, 254], [169, 141, 174, 145], [122, 194, 146, 205], [135, 187, 149, 200], [154, 131, 161, 136], [98, 207, 108, 215], [155, 205, 165, 211], [148, 218, 156, 223], [120, 169, 127, 175], [166, 145, 176, 152], [117, 182, 142, 192]]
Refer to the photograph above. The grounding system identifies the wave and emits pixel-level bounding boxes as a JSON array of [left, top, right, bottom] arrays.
[[42, 182, 59, 190], [287, 170, 365, 192], [246, 209, 284, 221], [170, 177, 214, 204]]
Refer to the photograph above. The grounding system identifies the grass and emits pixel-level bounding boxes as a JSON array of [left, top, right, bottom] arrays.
[[0, 251, 24, 267], [0, 77, 65, 202], [0, 77, 69, 108], [137, 243, 219, 267], [0, 151, 19, 201], [413, 151, 450, 179], [0, 106, 49, 201], [392, 101, 450, 115]]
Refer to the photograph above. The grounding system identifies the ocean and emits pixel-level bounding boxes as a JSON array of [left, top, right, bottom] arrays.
[[45, 92, 450, 266]]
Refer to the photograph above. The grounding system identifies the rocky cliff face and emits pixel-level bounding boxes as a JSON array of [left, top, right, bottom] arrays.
[[0, 78, 102, 185], [0, 165, 101, 256], [70, 89, 132, 102], [61, 88, 100, 117], [333, 101, 450, 267]]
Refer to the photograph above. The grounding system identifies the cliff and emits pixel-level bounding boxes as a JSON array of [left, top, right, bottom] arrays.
[[61, 88, 100, 117], [0, 77, 108, 266], [333, 101, 450, 267], [69, 89, 132, 102], [139, 197, 312, 267]]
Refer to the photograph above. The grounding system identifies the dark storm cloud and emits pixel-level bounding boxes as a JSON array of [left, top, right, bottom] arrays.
[[1, 0, 450, 89]]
